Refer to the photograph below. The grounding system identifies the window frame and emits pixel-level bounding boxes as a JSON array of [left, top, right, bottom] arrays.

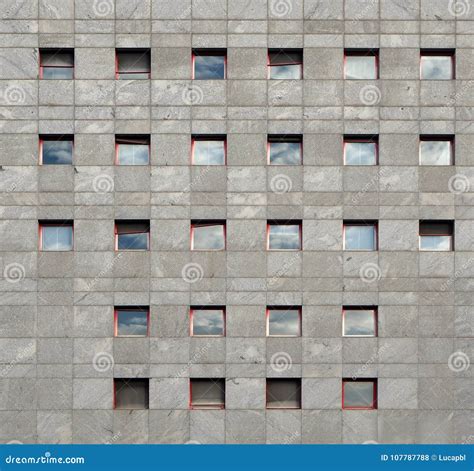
[[268, 49, 303, 80], [342, 306, 378, 338], [114, 306, 150, 338], [344, 49, 379, 80], [114, 220, 150, 251], [39, 135, 74, 165], [115, 48, 151, 80], [343, 135, 379, 166], [189, 378, 226, 410], [420, 49, 455, 80], [419, 135, 454, 166], [266, 306, 302, 337], [190, 220, 226, 251], [342, 379, 377, 410], [419, 220, 454, 251], [115, 135, 151, 166], [267, 135, 303, 166], [266, 378, 302, 410], [39, 220, 74, 252], [266, 221, 302, 251], [39, 48, 74, 80], [191, 135, 227, 165], [113, 378, 149, 410], [343, 221, 378, 251], [192, 49, 227, 80], [190, 306, 226, 337]]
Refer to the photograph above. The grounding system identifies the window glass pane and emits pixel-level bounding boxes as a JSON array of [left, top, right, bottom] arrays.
[[344, 142, 377, 165], [117, 51, 150, 79], [194, 55, 225, 79], [345, 56, 377, 79], [42, 140, 73, 165], [420, 141, 452, 165], [192, 309, 224, 336], [117, 233, 148, 250], [344, 225, 376, 250], [270, 52, 302, 65], [268, 224, 300, 250], [268, 309, 300, 336], [191, 379, 225, 407], [42, 67, 74, 79], [118, 143, 149, 165], [192, 224, 225, 250], [193, 140, 225, 165], [269, 142, 301, 165], [344, 381, 374, 408], [421, 56, 453, 80], [117, 310, 148, 336], [270, 64, 301, 79], [267, 379, 301, 408], [41, 51, 74, 67], [42, 225, 73, 251], [344, 309, 376, 336], [420, 235, 452, 251], [115, 379, 149, 409]]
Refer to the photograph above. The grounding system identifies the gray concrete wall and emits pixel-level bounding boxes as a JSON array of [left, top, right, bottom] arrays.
[[0, 0, 472, 444]]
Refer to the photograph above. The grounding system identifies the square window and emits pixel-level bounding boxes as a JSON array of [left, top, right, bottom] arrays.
[[266, 379, 301, 409], [192, 136, 226, 165], [267, 307, 301, 337], [193, 50, 226, 79], [191, 307, 225, 336], [190, 379, 225, 409], [268, 135, 302, 165], [40, 135, 73, 165], [116, 49, 151, 79], [40, 221, 73, 251], [268, 49, 303, 79], [419, 221, 454, 251], [115, 220, 150, 250], [267, 222, 301, 250], [40, 49, 74, 79], [114, 379, 149, 409], [344, 136, 378, 165], [343, 307, 377, 337], [191, 221, 226, 250], [342, 379, 377, 410], [344, 50, 378, 79], [420, 136, 454, 166], [116, 135, 150, 165], [420, 50, 455, 80], [115, 307, 149, 337], [344, 222, 377, 251]]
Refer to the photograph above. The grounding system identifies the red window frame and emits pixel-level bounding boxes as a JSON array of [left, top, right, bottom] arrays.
[[343, 135, 379, 165], [115, 135, 151, 166], [114, 306, 150, 337], [266, 221, 302, 251], [189, 378, 226, 410], [419, 220, 454, 251], [267, 135, 303, 165], [344, 49, 379, 79], [420, 49, 455, 80], [115, 48, 151, 80], [343, 221, 378, 251], [114, 220, 150, 251], [419, 135, 454, 166], [190, 220, 226, 251], [342, 306, 378, 337], [267, 49, 303, 79], [192, 49, 227, 80], [342, 379, 377, 410], [39, 135, 74, 165], [265, 378, 302, 410], [39, 48, 74, 79], [113, 378, 150, 410], [190, 306, 226, 337], [39, 220, 74, 251], [191, 135, 227, 165], [266, 306, 302, 337]]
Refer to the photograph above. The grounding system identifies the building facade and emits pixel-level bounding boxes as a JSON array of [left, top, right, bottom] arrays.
[[0, 0, 473, 444]]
